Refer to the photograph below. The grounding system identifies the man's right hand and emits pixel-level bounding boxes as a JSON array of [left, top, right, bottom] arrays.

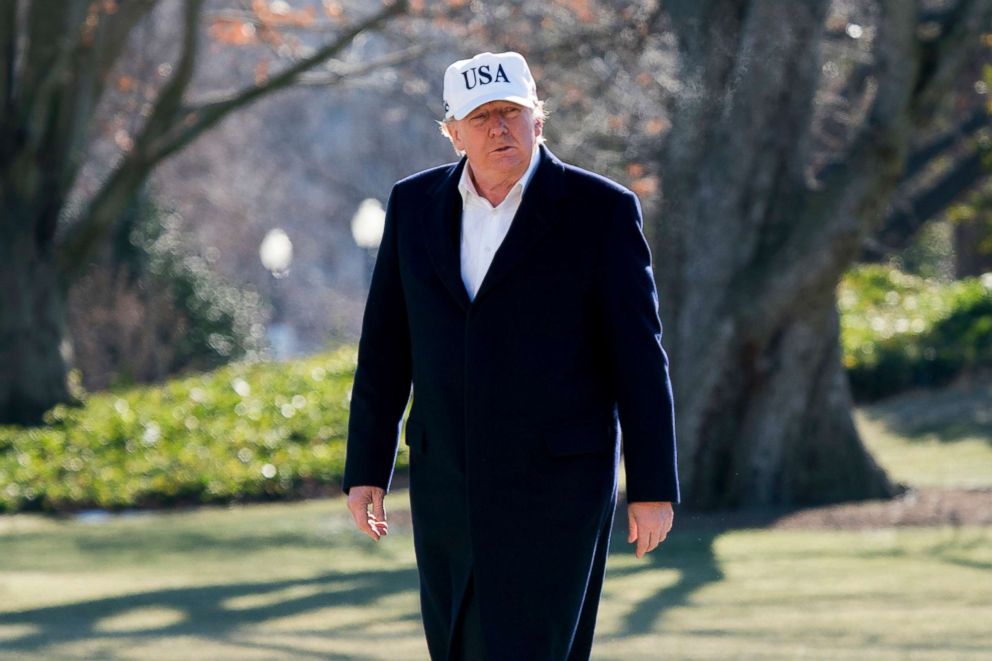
[[347, 485, 388, 541]]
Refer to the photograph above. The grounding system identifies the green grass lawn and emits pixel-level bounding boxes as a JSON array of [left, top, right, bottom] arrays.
[[854, 376, 992, 489], [0, 498, 988, 660], [1, 379, 991, 660]]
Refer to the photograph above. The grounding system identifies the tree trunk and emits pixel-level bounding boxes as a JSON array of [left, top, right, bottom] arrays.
[[953, 210, 992, 277], [654, 0, 991, 508], [0, 210, 73, 425], [685, 297, 893, 508], [0, 0, 409, 424]]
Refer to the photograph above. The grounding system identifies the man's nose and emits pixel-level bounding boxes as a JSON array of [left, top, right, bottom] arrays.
[[488, 115, 508, 135]]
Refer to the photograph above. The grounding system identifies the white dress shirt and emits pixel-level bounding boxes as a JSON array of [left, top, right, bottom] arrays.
[[459, 146, 541, 301]]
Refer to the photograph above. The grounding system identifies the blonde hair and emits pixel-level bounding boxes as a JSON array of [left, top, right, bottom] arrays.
[[437, 99, 548, 156]]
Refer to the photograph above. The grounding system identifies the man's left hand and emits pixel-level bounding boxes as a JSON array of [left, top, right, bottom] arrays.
[[627, 501, 674, 559]]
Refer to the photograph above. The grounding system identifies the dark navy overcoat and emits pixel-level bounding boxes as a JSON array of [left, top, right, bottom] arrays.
[[343, 145, 679, 660]]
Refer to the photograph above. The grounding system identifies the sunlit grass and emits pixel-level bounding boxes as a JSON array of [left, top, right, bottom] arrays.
[[1, 377, 990, 659], [855, 376, 992, 488], [0, 495, 988, 660]]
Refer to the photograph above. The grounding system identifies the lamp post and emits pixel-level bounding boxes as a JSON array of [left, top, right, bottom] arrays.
[[351, 198, 386, 292], [259, 228, 294, 358], [260, 228, 293, 278]]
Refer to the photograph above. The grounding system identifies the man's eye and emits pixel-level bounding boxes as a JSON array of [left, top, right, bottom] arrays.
[[505, 108, 520, 116]]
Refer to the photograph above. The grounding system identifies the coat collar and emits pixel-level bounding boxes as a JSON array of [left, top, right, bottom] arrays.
[[424, 144, 566, 311]]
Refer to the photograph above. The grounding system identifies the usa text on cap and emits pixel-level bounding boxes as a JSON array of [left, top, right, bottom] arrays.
[[443, 51, 538, 121]]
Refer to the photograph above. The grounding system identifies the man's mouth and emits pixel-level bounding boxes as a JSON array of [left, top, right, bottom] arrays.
[[492, 146, 513, 153]]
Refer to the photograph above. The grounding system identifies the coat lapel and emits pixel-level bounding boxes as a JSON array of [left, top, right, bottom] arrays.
[[423, 144, 567, 311], [424, 157, 471, 311], [475, 145, 566, 304]]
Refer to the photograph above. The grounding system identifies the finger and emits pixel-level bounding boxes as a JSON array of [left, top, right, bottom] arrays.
[[358, 514, 381, 540], [368, 513, 388, 536], [372, 491, 388, 533], [627, 509, 637, 544], [636, 527, 651, 558], [656, 527, 669, 546], [367, 518, 387, 539], [371, 493, 388, 537], [348, 495, 380, 541], [647, 529, 660, 553], [357, 512, 380, 541]]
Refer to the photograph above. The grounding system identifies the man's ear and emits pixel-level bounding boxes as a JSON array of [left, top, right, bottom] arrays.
[[533, 117, 543, 140]]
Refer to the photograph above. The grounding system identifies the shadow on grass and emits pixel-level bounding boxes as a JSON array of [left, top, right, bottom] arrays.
[[604, 513, 724, 638], [859, 377, 992, 444], [0, 524, 391, 574], [844, 527, 992, 572], [1, 566, 420, 659]]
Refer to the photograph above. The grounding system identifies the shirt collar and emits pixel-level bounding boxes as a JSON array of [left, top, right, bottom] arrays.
[[458, 145, 541, 209]]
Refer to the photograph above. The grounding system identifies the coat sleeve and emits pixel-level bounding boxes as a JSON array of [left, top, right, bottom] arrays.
[[342, 186, 413, 494], [598, 191, 680, 504]]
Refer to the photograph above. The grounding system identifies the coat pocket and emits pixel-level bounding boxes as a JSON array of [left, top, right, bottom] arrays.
[[542, 418, 616, 457], [404, 420, 426, 454]]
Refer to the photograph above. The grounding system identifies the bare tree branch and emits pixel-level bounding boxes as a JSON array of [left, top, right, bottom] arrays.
[[207, 6, 346, 34], [1, 0, 159, 248], [856, 106, 991, 260], [146, 0, 409, 164], [904, 106, 988, 177], [733, 0, 992, 338], [911, 0, 991, 121], [20, 1, 157, 147], [866, 148, 989, 258], [19, 1, 82, 107], [19, 2, 88, 158], [56, 0, 203, 279], [295, 41, 430, 86], [56, 0, 409, 279], [140, 0, 204, 159]]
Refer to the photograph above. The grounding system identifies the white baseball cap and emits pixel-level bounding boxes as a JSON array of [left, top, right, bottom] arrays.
[[443, 51, 538, 120]]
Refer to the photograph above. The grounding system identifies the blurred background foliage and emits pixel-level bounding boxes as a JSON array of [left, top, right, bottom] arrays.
[[840, 265, 992, 401], [68, 188, 271, 393], [2, 0, 992, 509], [49, 0, 992, 400], [0, 348, 360, 513]]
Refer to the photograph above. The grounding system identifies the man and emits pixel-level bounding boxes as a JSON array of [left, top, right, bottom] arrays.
[[343, 51, 679, 660]]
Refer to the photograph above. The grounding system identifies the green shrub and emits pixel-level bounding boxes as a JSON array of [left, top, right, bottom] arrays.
[[127, 194, 271, 373], [68, 189, 270, 394], [0, 347, 406, 514], [840, 265, 992, 401]]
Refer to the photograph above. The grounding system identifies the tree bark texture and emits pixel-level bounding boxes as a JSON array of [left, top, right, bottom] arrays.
[[654, 0, 992, 508], [954, 210, 992, 277], [0, 210, 72, 425]]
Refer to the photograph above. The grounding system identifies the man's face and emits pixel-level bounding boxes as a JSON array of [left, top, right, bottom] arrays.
[[448, 101, 542, 181]]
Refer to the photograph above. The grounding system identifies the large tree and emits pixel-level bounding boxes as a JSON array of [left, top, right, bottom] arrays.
[[656, 0, 992, 508], [0, 0, 408, 425]]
